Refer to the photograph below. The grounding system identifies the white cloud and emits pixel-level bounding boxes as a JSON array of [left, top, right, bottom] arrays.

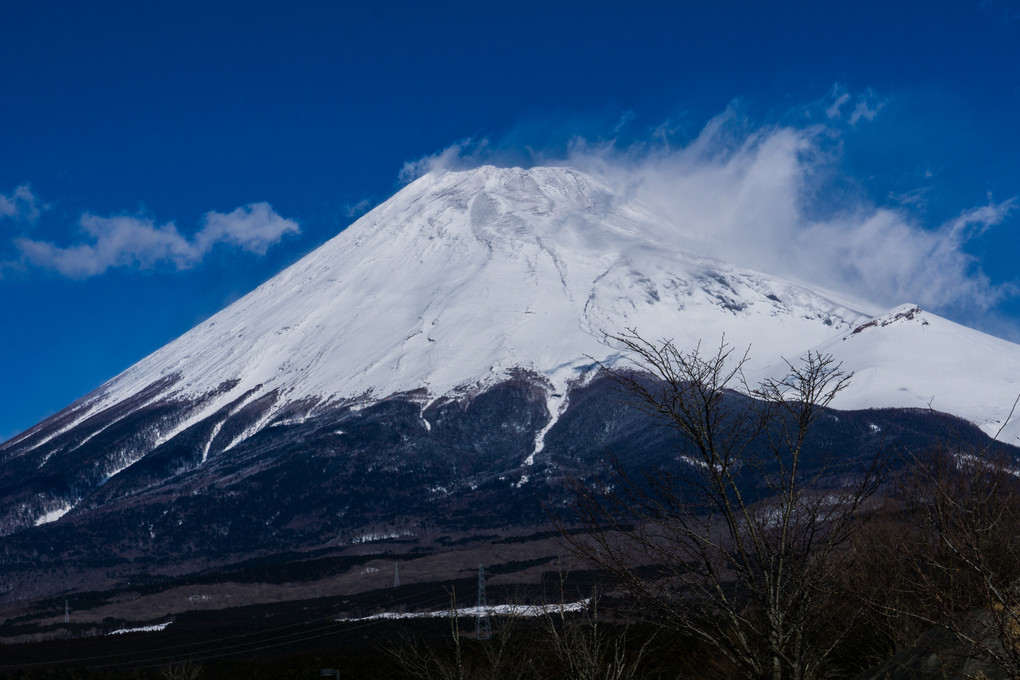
[[562, 111, 1011, 314], [16, 203, 299, 278], [195, 203, 300, 255], [795, 201, 1014, 312], [0, 184, 43, 222], [18, 215, 193, 278]]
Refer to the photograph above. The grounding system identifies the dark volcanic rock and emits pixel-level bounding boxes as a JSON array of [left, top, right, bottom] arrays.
[[0, 372, 1014, 607]]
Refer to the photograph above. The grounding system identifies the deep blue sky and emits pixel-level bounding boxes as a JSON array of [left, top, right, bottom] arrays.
[[1, 0, 1018, 440]]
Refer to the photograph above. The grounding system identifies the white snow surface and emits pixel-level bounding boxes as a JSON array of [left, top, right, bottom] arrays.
[[806, 304, 1020, 444], [336, 597, 592, 622], [34, 502, 73, 526], [78, 166, 1020, 443], [108, 621, 172, 635]]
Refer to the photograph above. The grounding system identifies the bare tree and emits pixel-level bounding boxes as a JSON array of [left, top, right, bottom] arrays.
[[390, 587, 541, 680], [567, 331, 884, 680], [882, 446, 1020, 680], [159, 659, 203, 680], [542, 591, 653, 680], [392, 588, 474, 680]]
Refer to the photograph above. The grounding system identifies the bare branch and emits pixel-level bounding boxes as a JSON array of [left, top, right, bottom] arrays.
[[570, 332, 883, 680]]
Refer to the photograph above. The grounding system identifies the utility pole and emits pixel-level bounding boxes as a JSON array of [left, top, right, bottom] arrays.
[[394, 562, 400, 588], [64, 600, 69, 624], [475, 564, 491, 640]]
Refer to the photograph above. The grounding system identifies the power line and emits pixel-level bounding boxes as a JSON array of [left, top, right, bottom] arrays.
[[0, 588, 460, 671]]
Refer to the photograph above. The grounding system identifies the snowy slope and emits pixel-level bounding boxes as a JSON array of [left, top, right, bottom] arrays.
[[809, 304, 1020, 443], [36, 166, 871, 443]]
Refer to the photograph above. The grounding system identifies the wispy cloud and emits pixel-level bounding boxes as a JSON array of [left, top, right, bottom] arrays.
[[399, 139, 484, 184], [563, 111, 1013, 314], [888, 186, 931, 208], [194, 203, 301, 255], [343, 198, 372, 219], [824, 85, 886, 126], [401, 91, 1016, 320], [825, 93, 851, 120], [0, 184, 43, 222], [16, 203, 299, 278]]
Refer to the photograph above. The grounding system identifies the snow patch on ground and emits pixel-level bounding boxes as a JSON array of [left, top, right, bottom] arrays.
[[13, 400, 105, 455], [350, 530, 415, 544], [34, 501, 74, 526], [201, 419, 225, 465], [108, 621, 172, 635], [146, 388, 243, 451], [526, 386, 569, 467], [222, 402, 280, 453], [952, 451, 1020, 478], [101, 455, 143, 485], [336, 598, 592, 622]]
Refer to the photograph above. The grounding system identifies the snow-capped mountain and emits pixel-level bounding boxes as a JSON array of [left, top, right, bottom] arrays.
[[22, 166, 869, 434], [3, 166, 878, 473], [1, 165, 1017, 605]]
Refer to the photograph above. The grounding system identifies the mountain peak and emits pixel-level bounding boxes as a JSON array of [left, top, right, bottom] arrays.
[[398, 165, 627, 251], [427, 164, 597, 190]]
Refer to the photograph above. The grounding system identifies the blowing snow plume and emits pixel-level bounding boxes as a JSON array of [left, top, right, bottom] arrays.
[[404, 99, 1016, 326]]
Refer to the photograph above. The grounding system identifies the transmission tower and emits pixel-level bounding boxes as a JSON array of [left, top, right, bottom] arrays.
[[475, 564, 492, 640]]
